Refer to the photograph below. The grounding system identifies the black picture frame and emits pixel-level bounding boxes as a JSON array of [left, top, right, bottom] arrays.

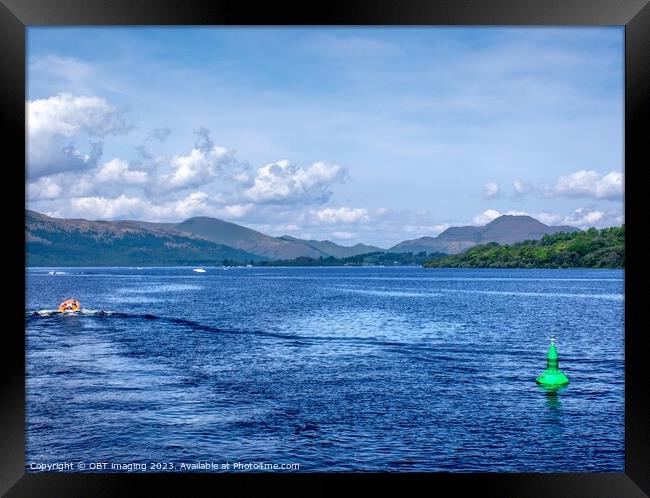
[[2, 0, 648, 496]]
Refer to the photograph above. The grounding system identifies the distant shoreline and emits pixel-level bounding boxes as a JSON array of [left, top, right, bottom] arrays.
[[26, 265, 624, 270]]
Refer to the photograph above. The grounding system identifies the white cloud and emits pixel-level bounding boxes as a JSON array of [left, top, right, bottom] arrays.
[[310, 207, 369, 224], [513, 208, 620, 229], [232, 171, 251, 183], [27, 176, 63, 201], [69, 194, 146, 219], [472, 209, 531, 225], [472, 209, 503, 225], [56, 189, 256, 222], [28, 93, 131, 178], [64, 191, 218, 220], [29, 93, 129, 139], [549, 170, 623, 200], [536, 211, 564, 226], [95, 159, 148, 185], [169, 191, 212, 218], [563, 208, 604, 227], [162, 145, 234, 191], [484, 182, 500, 199], [27, 121, 353, 232], [212, 203, 254, 219], [332, 231, 355, 239], [67, 175, 96, 197], [244, 160, 345, 204]]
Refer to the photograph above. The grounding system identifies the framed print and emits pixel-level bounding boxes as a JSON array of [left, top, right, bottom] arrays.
[[2, 0, 648, 496]]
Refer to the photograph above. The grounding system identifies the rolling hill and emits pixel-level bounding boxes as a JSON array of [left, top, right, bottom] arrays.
[[170, 216, 326, 260], [26, 210, 263, 266], [277, 235, 384, 258], [390, 215, 579, 254], [26, 211, 384, 264]]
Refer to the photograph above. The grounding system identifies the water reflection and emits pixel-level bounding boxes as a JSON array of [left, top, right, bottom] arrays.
[[539, 385, 567, 411]]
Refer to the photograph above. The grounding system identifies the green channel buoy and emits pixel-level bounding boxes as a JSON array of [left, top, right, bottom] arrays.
[[536, 336, 569, 386]]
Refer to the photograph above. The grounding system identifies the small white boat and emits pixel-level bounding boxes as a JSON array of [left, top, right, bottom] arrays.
[[193, 268, 206, 273]]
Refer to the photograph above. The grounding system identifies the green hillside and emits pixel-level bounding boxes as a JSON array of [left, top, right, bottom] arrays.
[[423, 226, 624, 269], [26, 211, 264, 266]]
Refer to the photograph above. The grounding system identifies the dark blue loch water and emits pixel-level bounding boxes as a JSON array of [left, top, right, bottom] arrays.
[[26, 267, 624, 472]]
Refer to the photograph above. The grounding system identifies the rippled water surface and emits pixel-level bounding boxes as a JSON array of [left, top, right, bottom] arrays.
[[26, 267, 624, 472]]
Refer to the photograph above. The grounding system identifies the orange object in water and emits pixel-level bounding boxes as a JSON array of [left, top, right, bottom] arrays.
[[58, 299, 81, 312]]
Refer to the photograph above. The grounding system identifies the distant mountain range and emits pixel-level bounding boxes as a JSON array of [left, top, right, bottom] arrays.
[[26, 210, 263, 266], [26, 210, 579, 266], [277, 235, 383, 258], [389, 215, 579, 254], [26, 210, 383, 266]]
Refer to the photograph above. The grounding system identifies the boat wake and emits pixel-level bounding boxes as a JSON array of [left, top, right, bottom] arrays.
[[27, 309, 117, 317], [24, 309, 491, 354]]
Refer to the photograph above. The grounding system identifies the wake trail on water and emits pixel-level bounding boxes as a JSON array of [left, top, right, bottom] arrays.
[[26, 309, 243, 337], [27, 309, 117, 317], [25, 310, 481, 352]]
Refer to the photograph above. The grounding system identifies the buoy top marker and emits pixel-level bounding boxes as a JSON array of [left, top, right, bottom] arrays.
[[536, 335, 569, 386], [546, 335, 559, 369]]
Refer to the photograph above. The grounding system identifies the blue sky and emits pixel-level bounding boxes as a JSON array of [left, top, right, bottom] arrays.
[[27, 27, 624, 247]]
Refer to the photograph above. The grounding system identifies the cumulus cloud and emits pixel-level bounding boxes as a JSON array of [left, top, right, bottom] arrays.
[[95, 159, 148, 185], [484, 182, 500, 199], [140, 129, 253, 196], [28, 93, 131, 178], [29, 93, 130, 141], [29, 129, 355, 242], [68, 194, 148, 219], [28, 158, 150, 201], [472, 209, 531, 225], [62, 191, 243, 221], [548, 170, 623, 200], [212, 203, 254, 219], [539, 208, 621, 229], [472, 209, 503, 225], [162, 145, 235, 191], [310, 207, 370, 224], [244, 160, 345, 204], [27, 176, 63, 201], [28, 113, 353, 230], [27, 96, 349, 218], [562, 207, 604, 226], [536, 211, 564, 226]]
